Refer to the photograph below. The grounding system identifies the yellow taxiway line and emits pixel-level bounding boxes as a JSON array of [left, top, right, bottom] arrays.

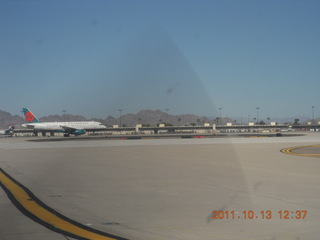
[[280, 145, 320, 157], [0, 168, 128, 240]]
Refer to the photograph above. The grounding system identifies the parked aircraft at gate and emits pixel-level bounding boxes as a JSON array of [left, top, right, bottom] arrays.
[[22, 108, 106, 137], [0, 126, 14, 136]]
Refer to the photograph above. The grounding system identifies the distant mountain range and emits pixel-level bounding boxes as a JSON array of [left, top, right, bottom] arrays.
[[0, 110, 24, 129], [0, 109, 316, 129]]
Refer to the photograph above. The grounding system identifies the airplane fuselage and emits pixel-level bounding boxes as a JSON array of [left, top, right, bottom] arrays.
[[22, 121, 105, 131], [0, 130, 11, 135], [22, 121, 106, 136]]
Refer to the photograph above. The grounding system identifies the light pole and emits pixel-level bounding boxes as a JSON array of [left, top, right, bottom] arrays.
[[62, 110, 66, 122], [118, 109, 122, 127], [312, 106, 315, 125], [21, 110, 24, 126], [256, 107, 260, 124], [165, 108, 169, 125], [218, 108, 222, 125]]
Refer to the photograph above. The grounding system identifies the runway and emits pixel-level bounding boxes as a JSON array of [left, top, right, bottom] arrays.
[[1, 133, 320, 240]]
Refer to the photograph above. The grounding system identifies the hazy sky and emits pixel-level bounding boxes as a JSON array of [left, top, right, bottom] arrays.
[[1, 0, 319, 120]]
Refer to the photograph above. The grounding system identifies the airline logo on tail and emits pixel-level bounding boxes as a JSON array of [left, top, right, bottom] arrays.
[[22, 108, 40, 123], [6, 126, 15, 133]]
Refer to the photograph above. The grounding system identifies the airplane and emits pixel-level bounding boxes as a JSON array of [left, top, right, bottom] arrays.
[[0, 126, 15, 136], [22, 108, 107, 137]]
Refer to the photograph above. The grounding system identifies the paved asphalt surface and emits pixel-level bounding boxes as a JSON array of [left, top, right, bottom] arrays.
[[0, 133, 320, 240]]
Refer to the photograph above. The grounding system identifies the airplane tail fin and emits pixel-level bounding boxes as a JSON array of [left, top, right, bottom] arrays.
[[22, 108, 40, 123], [5, 126, 15, 134]]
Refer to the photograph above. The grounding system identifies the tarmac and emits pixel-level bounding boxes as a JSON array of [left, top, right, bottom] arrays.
[[0, 133, 320, 240]]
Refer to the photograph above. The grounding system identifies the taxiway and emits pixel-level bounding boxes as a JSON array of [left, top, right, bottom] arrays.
[[1, 133, 320, 240]]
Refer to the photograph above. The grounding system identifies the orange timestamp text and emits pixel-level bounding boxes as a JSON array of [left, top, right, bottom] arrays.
[[211, 210, 308, 220]]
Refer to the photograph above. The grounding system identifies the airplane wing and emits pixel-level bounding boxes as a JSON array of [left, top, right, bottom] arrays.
[[22, 123, 36, 129], [60, 125, 86, 136], [60, 126, 77, 131]]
